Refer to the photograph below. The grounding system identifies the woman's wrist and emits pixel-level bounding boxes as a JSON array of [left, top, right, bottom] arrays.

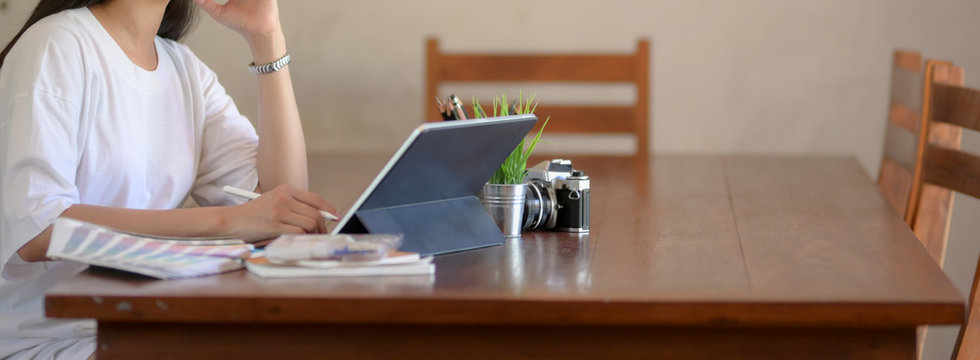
[[207, 205, 236, 238], [246, 29, 287, 65]]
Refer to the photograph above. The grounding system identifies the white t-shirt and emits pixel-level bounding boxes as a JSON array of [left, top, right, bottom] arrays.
[[0, 8, 259, 358]]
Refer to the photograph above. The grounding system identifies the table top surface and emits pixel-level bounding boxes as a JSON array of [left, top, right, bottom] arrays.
[[45, 154, 964, 328]]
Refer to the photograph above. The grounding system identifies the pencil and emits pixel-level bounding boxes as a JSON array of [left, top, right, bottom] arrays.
[[436, 97, 453, 120]]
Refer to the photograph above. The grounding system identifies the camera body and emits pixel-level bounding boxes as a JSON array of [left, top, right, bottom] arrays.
[[523, 159, 591, 233]]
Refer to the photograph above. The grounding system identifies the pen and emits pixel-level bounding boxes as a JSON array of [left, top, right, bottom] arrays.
[[222, 185, 338, 221]]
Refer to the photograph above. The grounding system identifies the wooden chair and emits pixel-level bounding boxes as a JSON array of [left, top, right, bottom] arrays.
[[907, 61, 978, 360], [878, 52, 961, 266], [877, 53, 964, 359], [424, 38, 651, 156], [878, 50, 923, 218]]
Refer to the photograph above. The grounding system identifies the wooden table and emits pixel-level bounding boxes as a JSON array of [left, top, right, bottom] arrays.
[[45, 155, 964, 360]]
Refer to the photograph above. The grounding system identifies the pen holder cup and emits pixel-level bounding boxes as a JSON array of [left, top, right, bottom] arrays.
[[479, 183, 526, 237]]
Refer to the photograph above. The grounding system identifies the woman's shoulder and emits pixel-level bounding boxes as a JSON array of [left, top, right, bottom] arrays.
[[18, 8, 93, 47], [7, 8, 106, 69], [1, 9, 98, 87]]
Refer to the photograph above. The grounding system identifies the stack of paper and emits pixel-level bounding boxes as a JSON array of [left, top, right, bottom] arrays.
[[242, 234, 434, 278], [47, 218, 251, 279], [244, 251, 434, 278]]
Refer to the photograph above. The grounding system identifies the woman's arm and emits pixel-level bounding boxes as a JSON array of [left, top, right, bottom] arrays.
[[251, 32, 307, 190], [17, 185, 333, 261], [194, 0, 307, 190]]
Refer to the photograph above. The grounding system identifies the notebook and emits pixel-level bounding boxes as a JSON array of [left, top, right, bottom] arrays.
[[331, 115, 538, 256]]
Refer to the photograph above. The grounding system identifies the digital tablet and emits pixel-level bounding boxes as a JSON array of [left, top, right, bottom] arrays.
[[331, 115, 538, 255]]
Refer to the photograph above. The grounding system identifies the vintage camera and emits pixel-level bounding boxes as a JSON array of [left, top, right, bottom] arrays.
[[522, 159, 591, 233]]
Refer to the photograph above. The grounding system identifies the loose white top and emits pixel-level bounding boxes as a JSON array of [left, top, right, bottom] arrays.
[[0, 8, 259, 358]]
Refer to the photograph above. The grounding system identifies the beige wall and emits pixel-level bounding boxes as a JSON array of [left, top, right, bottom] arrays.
[[2, 1, 979, 359], [196, 0, 900, 166]]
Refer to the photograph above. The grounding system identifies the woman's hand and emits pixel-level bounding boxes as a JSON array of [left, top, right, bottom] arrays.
[[193, 0, 282, 43], [222, 184, 338, 243]]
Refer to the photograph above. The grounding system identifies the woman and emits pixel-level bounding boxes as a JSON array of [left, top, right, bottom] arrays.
[[0, 0, 335, 358]]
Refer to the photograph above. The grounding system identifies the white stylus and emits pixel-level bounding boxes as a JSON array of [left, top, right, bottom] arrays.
[[222, 185, 338, 221]]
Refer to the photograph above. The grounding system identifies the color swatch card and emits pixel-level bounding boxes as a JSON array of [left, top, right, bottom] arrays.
[[47, 218, 253, 279]]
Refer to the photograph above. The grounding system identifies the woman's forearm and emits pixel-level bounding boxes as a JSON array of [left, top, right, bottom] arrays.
[[191, 0, 308, 190], [17, 183, 337, 262], [17, 204, 229, 262], [249, 30, 309, 191]]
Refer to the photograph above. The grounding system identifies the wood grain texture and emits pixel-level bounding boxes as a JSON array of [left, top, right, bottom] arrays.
[[424, 38, 651, 155], [94, 322, 915, 360], [45, 155, 964, 358], [932, 83, 980, 132], [723, 156, 957, 301]]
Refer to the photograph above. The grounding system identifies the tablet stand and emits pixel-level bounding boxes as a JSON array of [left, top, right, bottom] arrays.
[[341, 195, 504, 256]]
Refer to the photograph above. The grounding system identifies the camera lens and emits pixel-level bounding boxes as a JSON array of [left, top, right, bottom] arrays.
[[523, 179, 557, 231]]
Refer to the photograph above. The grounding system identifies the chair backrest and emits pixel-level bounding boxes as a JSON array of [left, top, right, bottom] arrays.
[[878, 52, 962, 265], [424, 38, 650, 156], [907, 61, 978, 360], [878, 50, 924, 217], [905, 60, 965, 268]]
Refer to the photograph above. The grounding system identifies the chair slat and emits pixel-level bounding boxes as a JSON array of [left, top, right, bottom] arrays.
[[931, 84, 980, 132], [425, 38, 650, 156], [530, 105, 634, 134], [888, 103, 919, 133], [893, 50, 922, 72], [923, 144, 980, 200], [437, 54, 638, 82]]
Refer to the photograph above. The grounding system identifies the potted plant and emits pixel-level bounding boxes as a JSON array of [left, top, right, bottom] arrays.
[[472, 93, 549, 237]]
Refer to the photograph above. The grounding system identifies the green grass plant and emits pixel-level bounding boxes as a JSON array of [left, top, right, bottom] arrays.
[[472, 92, 550, 185]]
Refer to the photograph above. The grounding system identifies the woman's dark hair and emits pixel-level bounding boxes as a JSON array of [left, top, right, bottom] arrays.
[[0, 0, 197, 69]]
